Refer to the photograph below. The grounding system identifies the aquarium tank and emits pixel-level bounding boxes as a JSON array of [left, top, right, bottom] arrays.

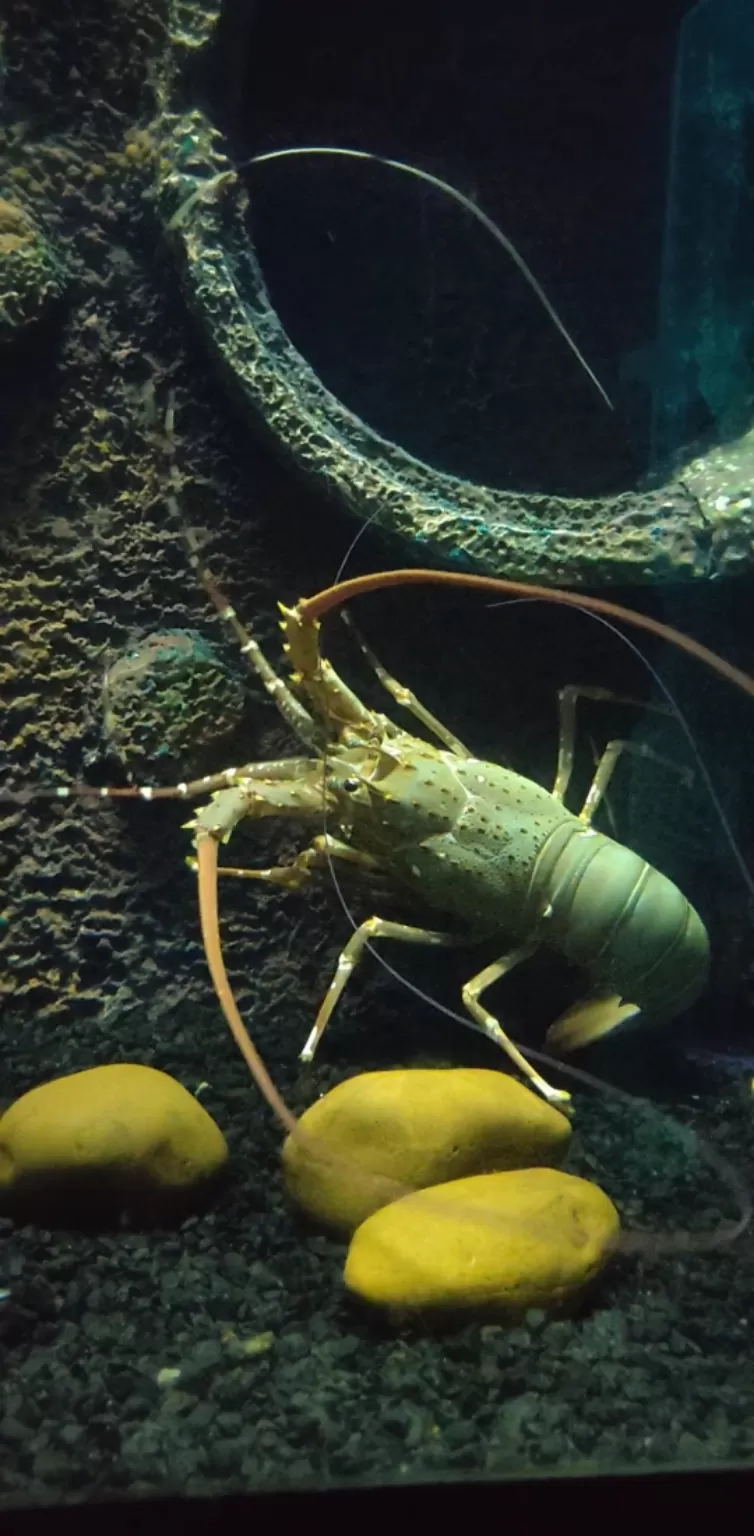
[[650, 0, 754, 474], [0, 0, 753, 1524]]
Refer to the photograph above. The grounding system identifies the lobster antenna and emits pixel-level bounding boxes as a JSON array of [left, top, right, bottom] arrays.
[[244, 145, 613, 411], [299, 569, 754, 699], [195, 835, 299, 1134]]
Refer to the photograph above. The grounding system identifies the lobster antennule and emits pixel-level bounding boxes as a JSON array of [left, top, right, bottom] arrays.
[[247, 145, 613, 412], [296, 570, 754, 700], [194, 834, 299, 1136]]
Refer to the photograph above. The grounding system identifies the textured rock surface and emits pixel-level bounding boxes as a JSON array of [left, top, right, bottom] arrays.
[[344, 1167, 620, 1316], [0, 0, 346, 1068], [282, 1067, 572, 1233]]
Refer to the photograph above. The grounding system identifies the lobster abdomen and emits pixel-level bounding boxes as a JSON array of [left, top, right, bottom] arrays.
[[525, 821, 709, 1018]]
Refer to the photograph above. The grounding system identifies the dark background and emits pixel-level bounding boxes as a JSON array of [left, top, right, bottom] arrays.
[[209, 0, 698, 494]]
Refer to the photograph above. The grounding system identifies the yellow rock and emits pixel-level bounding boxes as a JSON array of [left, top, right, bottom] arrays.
[[282, 1068, 571, 1233], [344, 1167, 620, 1316], [0, 1064, 228, 1220]]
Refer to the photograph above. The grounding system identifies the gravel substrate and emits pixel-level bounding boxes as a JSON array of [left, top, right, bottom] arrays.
[[1, 1033, 753, 1509]]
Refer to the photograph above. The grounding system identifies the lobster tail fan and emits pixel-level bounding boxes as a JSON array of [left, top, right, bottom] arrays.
[[546, 995, 641, 1051]]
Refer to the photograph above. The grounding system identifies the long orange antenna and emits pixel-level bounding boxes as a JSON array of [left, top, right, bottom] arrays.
[[196, 835, 300, 1135], [298, 569, 754, 699]]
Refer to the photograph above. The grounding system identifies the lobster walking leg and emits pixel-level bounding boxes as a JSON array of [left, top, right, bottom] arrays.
[[551, 685, 671, 803], [300, 916, 461, 1063], [461, 945, 572, 1107], [195, 835, 383, 892], [340, 611, 471, 756], [578, 738, 693, 826], [551, 685, 692, 821]]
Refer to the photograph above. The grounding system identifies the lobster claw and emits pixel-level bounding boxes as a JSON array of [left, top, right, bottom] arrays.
[[546, 994, 641, 1052]]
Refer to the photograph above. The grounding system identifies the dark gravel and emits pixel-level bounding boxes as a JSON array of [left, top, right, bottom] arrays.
[[1, 1027, 753, 1510]]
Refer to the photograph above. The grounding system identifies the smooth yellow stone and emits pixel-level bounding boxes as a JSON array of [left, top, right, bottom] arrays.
[[344, 1167, 620, 1316], [282, 1068, 571, 1233], [0, 1064, 228, 1217]]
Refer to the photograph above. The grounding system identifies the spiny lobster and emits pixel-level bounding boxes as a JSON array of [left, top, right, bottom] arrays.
[[46, 528, 754, 1136]]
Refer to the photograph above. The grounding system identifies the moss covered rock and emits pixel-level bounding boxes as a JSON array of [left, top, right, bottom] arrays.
[[344, 1167, 620, 1317], [0, 1063, 228, 1223], [0, 195, 66, 340], [282, 1067, 572, 1234], [100, 628, 248, 781]]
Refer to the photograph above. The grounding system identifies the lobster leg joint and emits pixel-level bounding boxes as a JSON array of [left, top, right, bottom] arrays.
[[301, 916, 460, 1064], [462, 945, 573, 1109]]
